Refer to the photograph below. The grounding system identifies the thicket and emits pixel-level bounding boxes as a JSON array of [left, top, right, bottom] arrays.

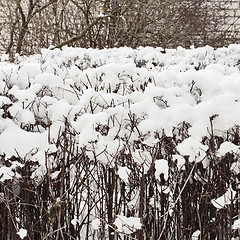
[[0, 47, 239, 239], [1, 121, 239, 239]]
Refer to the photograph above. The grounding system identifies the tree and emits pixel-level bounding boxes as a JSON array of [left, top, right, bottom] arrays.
[[0, 0, 240, 58], [3, 0, 56, 58]]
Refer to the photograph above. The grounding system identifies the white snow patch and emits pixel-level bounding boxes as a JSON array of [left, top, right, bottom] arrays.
[[211, 187, 236, 209], [218, 141, 239, 155], [172, 154, 186, 169], [114, 215, 142, 234], [192, 230, 201, 239], [232, 218, 240, 229], [17, 228, 27, 239], [51, 170, 61, 179], [0, 127, 50, 159], [118, 167, 131, 183], [177, 137, 208, 163], [155, 159, 169, 181], [132, 150, 152, 173], [71, 218, 79, 227], [92, 218, 101, 230]]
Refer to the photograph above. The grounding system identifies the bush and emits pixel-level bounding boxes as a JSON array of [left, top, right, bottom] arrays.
[[0, 46, 239, 239]]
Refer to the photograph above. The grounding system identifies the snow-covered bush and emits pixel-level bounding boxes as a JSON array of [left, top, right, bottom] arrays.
[[0, 45, 240, 239]]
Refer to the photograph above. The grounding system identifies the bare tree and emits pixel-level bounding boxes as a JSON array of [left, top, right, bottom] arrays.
[[0, 0, 240, 56]]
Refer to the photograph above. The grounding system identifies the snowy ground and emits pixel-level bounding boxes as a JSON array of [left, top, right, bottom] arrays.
[[0, 45, 240, 239]]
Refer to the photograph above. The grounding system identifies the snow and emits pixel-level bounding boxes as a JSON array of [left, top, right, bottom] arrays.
[[91, 218, 101, 230], [192, 230, 201, 239], [0, 126, 53, 159], [17, 228, 27, 239], [232, 218, 240, 229], [155, 159, 169, 181], [114, 215, 141, 234], [71, 218, 79, 227], [1, 45, 240, 236], [172, 154, 186, 169], [132, 150, 152, 173], [51, 170, 61, 179], [118, 166, 131, 183], [176, 137, 208, 163], [218, 141, 239, 155], [211, 186, 236, 209], [0, 45, 239, 157]]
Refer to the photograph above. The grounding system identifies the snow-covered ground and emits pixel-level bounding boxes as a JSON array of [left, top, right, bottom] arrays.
[[0, 45, 240, 239]]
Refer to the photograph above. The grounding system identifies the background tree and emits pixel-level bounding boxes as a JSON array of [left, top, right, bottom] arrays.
[[0, 0, 239, 57]]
